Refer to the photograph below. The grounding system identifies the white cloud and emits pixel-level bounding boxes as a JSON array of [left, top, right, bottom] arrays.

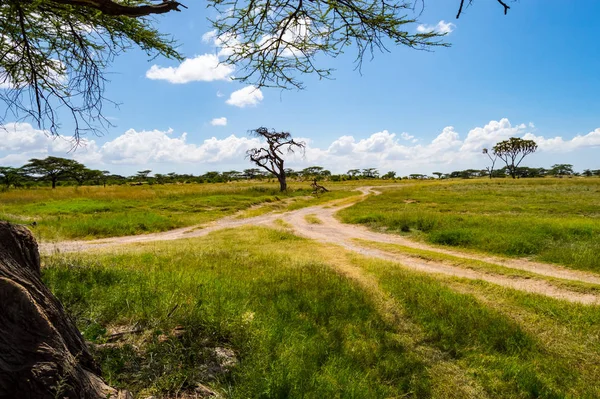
[[226, 86, 263, 107], [146, 54, 234, 84], [417, 20, 456, 35], [210, 117, 228, 126], [2, 120, 600, 175], [400, 132, 415, 141], [460, 118, 527, 152], [522, 128, 600, 153]]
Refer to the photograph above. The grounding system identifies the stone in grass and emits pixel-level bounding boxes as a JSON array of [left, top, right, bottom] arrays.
[[213, 347, 238, 370]]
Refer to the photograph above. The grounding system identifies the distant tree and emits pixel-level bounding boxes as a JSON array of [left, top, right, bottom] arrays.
[[136, 170, 152, 181], [301, 166, 325, 177], [432, 172, 443, 179], [222, 170, 242, 181], [243, 168, 262, 179], [362, 168, 379, 179], [101, 170, 111, 187], [492, 138, 538, 179], [347, 169, 361, 179], [70, 164, 102, 186], [246, 128, 305, 191], [22, 156, 83, 188], [550, 164, 574, 177], [382, 171, 396, 179], [482, 148, 498, 179], [0, 167, 23, 189], [582, 169, 593, 177]]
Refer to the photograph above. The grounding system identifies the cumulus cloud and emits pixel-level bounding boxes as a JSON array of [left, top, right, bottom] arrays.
[[523, 128, 600, 152], [210, 117, 228, 126], [146, 54, 234, 84], [0, 122, 99, 164], [226, 86, 263, 107], [460, 118, 527, 152], [3, 120, 600, 174], [417, 20, 456, 34]]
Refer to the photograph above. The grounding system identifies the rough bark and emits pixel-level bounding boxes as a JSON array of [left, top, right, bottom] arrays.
[[0, 221, 126, 398]]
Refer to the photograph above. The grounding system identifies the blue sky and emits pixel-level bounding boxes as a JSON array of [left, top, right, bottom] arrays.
[[1, 0, 600, 176]]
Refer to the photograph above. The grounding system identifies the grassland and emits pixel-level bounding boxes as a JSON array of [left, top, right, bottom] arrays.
[[0, 181, 357, 241], [42, 226, 600, 398], [338, 178, 600, 272]]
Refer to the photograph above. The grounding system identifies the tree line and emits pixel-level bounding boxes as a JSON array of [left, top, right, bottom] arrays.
[[1, 157, 597, 191]]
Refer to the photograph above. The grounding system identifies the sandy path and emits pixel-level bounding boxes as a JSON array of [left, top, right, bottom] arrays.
[[41, 186, 600, 304]]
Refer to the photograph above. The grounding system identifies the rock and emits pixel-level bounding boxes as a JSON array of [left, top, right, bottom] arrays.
[[0, 221, 124, 398], [213, 347, 238, 370]]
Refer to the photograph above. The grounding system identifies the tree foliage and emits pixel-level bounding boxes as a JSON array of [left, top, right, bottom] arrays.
[[246, 127, 305, 191], [22, 156, 85, 188], [0, 0, 184, 140], [492, 137, 538, 179]]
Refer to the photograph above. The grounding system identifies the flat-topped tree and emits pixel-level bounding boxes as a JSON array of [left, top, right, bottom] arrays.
[[246, 128, 305, 192], [492, 138, 538, 179], [22, 156, 84, 188]]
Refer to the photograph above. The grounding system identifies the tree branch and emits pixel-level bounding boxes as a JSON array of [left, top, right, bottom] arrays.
[[44, 0, 187, 17]]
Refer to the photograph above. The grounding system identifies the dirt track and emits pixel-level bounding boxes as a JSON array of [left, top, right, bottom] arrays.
[[40, 186, 600, 305]]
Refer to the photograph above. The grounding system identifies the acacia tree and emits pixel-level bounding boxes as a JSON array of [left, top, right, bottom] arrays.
[[0, 166, 23, 189], [1, 0, 513, 141], [246, 128, 305, 191], [492, 138, 538, 179], [22, 156, 84, 188]]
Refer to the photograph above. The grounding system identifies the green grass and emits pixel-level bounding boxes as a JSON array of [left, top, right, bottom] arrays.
[[356, 255, 600, 398], [304, 214, 323, 224], [353, 238, 600, 295], [41, 225, 600, 398], [338, 178, 600, 272], [42, 228, 432, 398], [0, 182, 356, 241]]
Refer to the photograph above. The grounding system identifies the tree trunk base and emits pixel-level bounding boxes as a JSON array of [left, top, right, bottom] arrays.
[[0, 221, 128, 398]]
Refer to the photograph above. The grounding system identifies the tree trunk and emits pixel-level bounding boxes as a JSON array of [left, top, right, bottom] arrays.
[[277, 174, 287, 192], [0, 221, 128, 398], [51, 178, 57, 189]]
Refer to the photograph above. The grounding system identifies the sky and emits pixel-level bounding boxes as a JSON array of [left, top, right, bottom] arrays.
[[1, 0, 600, 176]]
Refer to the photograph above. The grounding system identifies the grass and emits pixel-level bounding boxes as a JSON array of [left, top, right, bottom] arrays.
[[41, 226, 600, 398], [42, 228, 431, 398], [304, 214, 323, 224], [354, 255, 600, 398], [0, 181, 357, 241], [352, 238, 600, 295], [338, 178, 600, 272]]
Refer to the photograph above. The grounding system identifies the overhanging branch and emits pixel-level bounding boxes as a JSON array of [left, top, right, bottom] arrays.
[[46, 0, 187, 17]]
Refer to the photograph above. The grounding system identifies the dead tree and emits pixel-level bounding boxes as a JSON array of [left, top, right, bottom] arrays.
[[311, 178, 329, 195], [246, 128, 305, 192], [0, 221, 128, 398]]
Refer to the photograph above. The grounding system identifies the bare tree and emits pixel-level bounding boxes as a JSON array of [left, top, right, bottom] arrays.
[[246, 128, 305, 191], [482, 148, 498, 179]]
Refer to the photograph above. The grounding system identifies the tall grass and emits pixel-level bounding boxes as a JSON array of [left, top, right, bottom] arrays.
[[42, 228, 431, 398], [41, 225, 600, 397], [0, 182, 355, 240], [358, 256, 600, 398], [339, 179, 600, 272]]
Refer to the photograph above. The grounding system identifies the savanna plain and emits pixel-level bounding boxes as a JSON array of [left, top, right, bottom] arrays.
[[2, 178, 599, 398]]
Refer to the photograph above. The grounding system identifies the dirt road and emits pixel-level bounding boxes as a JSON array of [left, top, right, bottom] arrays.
[[40, 186, 600, 305]]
